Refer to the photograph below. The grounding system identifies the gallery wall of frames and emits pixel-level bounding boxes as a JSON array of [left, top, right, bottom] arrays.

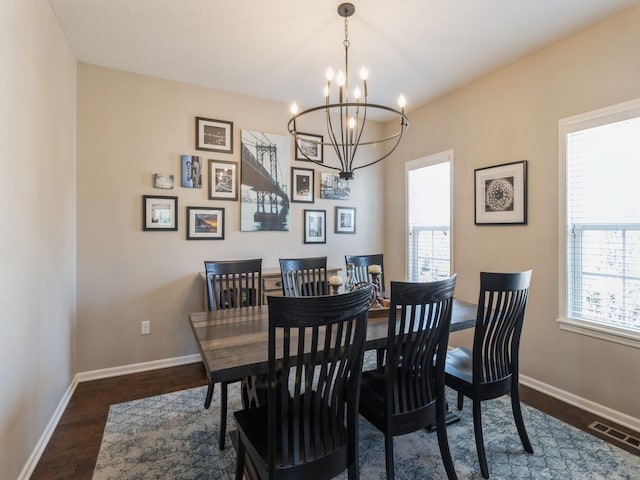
[[143, 116, 356, 244]]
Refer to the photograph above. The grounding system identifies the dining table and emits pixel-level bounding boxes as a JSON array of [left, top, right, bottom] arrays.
[[189, 298, 477, 389]]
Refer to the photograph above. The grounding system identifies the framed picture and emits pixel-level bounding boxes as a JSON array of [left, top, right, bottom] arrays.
[[291, 167, 315, 203], [304, 209, 326, 244], [196, 117, 233, 154], [295, 132, 323, 163], [153, 174, 174, 189], [208, 160, 238, 200], [186, 207, 225, 240], [181, 155, 202, 188], [143, 195, 177, 231], [474, 160, 528, 225], [319, 172, 351, 200], [240, 129, 290, 231], [335, 206, 356, 234]]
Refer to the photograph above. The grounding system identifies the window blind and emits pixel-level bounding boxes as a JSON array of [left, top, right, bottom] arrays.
[[565, 115, 640, 331]]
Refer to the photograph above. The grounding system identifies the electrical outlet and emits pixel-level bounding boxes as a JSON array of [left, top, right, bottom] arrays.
[[141, 320, 150, 335]]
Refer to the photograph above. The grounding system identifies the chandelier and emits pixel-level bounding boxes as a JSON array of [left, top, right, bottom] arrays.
[[288, 3, 409, 180]]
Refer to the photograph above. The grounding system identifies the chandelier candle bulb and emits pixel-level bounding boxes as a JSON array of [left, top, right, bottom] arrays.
[[326, 67, 335, 82]]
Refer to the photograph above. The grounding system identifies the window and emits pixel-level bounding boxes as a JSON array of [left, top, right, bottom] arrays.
[[406, 151, 452, 282], [559, 98, 640, 348]]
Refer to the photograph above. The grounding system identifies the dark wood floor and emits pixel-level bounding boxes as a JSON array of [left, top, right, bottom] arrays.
[[31, 362, 639, 479]]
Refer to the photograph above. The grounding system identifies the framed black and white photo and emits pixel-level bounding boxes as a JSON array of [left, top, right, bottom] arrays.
[[474, 160, 528, 225], [295, 132, 323, 163], [196, 117, 233, 154], [291, 167, 314, 203], [208, 159, 238, 201], [335, 206, 356, 234], [319, 171, 351, 200], [304, 209, 326, 244], [143, 195, 177, 231], [186, 206, 225, 240], [181, 155, 202, 188], [153, 174, 174, 189]]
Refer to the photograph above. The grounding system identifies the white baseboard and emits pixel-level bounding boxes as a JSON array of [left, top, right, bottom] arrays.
[[17, 379, 78, 480], [520, 374, 640, 433], [18, 353, 202, 480], [75, 353, 202, 382]]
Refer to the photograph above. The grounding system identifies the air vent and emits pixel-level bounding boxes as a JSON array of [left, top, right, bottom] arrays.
[[589, 421, 640, 452]]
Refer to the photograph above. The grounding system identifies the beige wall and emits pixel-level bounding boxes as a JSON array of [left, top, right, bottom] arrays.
[[0, 1, 77, 478], [384, 5, 640, 420], [76, 64, 384, 372]]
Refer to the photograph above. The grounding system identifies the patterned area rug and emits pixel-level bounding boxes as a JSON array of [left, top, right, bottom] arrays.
[[94, 376, 640, 479]]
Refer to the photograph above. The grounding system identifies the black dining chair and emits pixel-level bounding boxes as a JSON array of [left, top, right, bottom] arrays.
[[233, 287, 372, 480], [279, 256, 328, 297], [345, 253, 386, 291], [358, 277, 458, 480], [345, 254, 386, 367], [445, 270, 533, 479], [203, 258, 262, 449]]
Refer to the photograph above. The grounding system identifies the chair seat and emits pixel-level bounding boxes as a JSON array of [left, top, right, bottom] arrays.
[[360, 367, 440, 438], [234, 401, 349, 480], [359, 369, 386, 419], [444, 347, 473, 384]]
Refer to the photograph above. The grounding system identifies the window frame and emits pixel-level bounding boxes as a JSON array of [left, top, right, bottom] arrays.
[[558, 97, 640, 349], [405, 150, 454, 282]]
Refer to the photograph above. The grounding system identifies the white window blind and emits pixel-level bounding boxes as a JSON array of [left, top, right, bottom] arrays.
[[407, 153, 451, 282], [563, 106, 640, 338]]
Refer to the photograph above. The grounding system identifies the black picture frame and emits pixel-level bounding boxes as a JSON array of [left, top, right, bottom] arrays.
[[196, 117, 234, 154], [208, 159, 238, 201], [295, 132, 324, 163], [319, 171, 351, 200], [143, 195, 178, 231], [304, 209, 326, 244], [335, 206, 356, 234], [291, 167, 315, 203], [474, 160, 528, 225], [186, 206, 225, 240]]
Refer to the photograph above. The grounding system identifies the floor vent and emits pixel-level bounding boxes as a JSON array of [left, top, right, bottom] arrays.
[[589, 421, 640, 451]]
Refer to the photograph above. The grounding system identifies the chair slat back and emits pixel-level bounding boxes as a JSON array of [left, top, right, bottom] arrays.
[[204, 259, 262, 311], [279, 256, 328, 297], [386, 277, 456, 416], [267, 288, 371, 473], [473, 270, 532, 385], [345, 253, 385, 291]]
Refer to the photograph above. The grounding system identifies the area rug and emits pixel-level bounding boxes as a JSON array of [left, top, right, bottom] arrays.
[[94, 379, 640, 480]]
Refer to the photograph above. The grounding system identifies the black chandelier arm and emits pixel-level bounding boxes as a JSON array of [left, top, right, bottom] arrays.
[[348, 102, 369, 172], [339, 101, 348, 168], [324, 102, 345, 166]]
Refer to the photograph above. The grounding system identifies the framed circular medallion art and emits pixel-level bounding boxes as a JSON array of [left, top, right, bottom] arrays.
[[474, 160, 528, 225]]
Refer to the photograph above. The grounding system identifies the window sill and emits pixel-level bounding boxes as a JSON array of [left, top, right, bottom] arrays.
[[557, 317, 640, 349]]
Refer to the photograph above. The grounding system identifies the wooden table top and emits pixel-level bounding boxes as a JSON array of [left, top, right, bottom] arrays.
[[189, 299, 477, 384]]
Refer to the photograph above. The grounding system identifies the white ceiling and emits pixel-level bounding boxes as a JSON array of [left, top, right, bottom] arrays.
[[49, 0, 640, 116]]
